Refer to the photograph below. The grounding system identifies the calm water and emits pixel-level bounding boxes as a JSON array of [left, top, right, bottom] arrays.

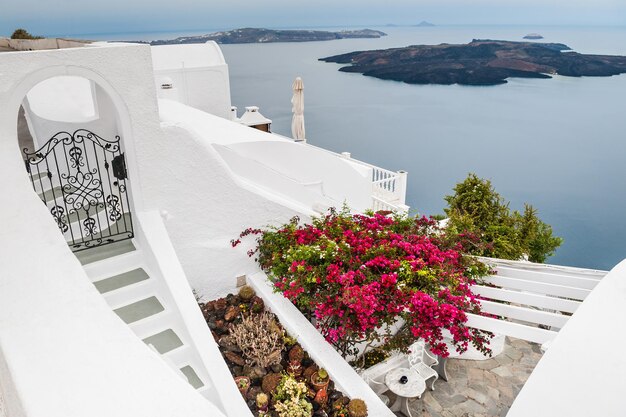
[[97, 26, 626, 270]]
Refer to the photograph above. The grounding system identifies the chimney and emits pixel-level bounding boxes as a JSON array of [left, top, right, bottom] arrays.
[[238, 106, 272, 133]]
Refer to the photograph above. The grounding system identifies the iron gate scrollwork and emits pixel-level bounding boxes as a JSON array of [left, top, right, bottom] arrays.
[[23, 129, 134, 252]]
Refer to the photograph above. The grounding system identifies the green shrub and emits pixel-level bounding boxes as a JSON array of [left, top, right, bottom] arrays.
[[10, 29, 42, 40], [444, 173, 563, 263]]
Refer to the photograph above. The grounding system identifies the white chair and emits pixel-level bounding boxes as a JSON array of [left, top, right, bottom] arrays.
[[407, 340, 439, 391], [362, 373, 390, 406]]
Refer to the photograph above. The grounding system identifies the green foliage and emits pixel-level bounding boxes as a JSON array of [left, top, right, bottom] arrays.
[[273, 375, 313, 417], [444, 173, 563, 263], [10, 28, 42, 40]]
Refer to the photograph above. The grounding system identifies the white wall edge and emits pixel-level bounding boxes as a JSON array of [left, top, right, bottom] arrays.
[[248, 272, 395, 417], [136, 210, 253, 417]]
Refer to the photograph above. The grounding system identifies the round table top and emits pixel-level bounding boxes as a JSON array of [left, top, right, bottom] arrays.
[[384, 367, 425, 397]]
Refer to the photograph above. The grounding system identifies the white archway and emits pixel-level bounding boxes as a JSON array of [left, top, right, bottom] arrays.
[[4, 65, 142, 251]]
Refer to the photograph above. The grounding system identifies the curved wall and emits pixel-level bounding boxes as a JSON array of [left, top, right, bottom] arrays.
[[0, 44, 225, 417]]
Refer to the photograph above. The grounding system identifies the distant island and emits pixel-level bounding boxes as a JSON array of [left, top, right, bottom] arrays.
[[415, 21, 436, 27], [320, 39, 626, 86], [148, 28, 387, 45], [524, 33, 544, 40]]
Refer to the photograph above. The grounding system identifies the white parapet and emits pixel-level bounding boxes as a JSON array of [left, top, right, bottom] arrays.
[[506, 259, 623, 417], [248, 272, 395, 417]]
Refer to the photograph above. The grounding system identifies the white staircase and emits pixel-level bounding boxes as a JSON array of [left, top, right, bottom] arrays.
[[24, 162, 251, 416], [80, 241, 217, 401]]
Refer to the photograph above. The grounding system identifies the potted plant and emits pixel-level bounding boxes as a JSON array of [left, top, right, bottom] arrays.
[[310, 368, 330, 391], [234, 376, 250, 397], [347, 399, 368, 417], [256, 392, 270, 415]]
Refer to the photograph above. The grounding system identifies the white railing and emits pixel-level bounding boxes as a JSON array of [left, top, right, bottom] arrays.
[[372, 195, 409, 214], [282, 138, 410, 213], [371, 167, 404, 202], [335, 151, 408, 212], [467, 258, 609, 345]]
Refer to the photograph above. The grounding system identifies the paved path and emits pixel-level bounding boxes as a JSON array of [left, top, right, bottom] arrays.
[[402, 337, 543, 417]]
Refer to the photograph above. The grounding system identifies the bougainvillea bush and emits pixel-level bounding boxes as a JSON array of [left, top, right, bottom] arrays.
[[234, 208, 493, 363]]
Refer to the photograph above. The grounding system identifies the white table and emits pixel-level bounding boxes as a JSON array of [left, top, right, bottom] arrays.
[[385, 367, 426, 417]]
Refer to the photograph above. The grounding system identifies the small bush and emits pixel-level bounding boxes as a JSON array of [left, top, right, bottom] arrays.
[[444, 173, 563, 263], [11, 28, 42, 40]]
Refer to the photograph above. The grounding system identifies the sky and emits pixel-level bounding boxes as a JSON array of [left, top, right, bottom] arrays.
[[1, 0, 625, 37]]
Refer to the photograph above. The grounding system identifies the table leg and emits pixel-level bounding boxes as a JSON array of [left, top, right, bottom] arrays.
[[390, 395, 402, 412], [434, 356, 449, 381], [400, 396, 413, 417]]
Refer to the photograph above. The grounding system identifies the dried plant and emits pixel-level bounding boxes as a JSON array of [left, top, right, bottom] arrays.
[[231, 312, 284, 368]]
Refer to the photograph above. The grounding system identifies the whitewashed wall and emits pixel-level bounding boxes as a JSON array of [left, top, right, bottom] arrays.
[[0, 43, 227, 417], [226, 141, 372, 212], [151, 43, 232, 119], [507, 258, 626, 417], [138, 122, 304, 299]]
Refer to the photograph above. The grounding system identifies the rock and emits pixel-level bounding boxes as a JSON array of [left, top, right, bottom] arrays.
[[243, 365, 255, 378], [329, 390, 342, 402], [214, 298, 227, 311], [288, 345, 305, 363], [226, 293, 238, 305], [224, 305, 241, 321], [211, 331, 219, 343], [224, 351, 245, 366], [232, 366, 244, 376], [303, 365, 318, 380], [218, 335, 239, 352], [262, 373, 282, 394], [215, 319, 226, 331], [270, 363, 283, 373], [251, 366, 267, 379], [247, 385, 263, 401], [207, 319, 218, 330]]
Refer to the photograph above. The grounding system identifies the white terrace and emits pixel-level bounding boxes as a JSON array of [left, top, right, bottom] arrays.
[[0, 40, 624, 417]]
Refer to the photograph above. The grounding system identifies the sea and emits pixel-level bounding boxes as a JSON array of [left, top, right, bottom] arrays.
[[78, 25, 626, 270]]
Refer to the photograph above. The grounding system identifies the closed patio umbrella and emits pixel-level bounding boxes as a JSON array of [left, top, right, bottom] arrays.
[[291, 77, 305, 142]]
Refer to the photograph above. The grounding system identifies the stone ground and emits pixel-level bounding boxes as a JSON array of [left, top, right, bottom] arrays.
[[395, 337, 543, 417]]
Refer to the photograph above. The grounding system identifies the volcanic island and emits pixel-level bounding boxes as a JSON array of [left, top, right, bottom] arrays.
[[320, 39, 626, 86]]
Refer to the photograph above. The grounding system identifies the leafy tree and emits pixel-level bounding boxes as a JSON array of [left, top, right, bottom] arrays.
[[444, 173, 562, 263], [11, 29, 42, 40]]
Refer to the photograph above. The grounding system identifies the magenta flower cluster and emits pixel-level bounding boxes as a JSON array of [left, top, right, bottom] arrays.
[[235, 210, 492, 358]]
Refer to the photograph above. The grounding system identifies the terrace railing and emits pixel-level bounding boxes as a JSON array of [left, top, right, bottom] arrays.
[[337, 151, 409, 213], [467, 257, 608, 345]]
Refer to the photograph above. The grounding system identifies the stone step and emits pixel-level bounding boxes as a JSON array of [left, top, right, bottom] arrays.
[[113, 295, 165, 325], [93, 267, 149, 294]]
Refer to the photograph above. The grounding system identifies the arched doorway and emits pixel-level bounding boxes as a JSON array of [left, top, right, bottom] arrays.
[[18, 75, 134, 252]]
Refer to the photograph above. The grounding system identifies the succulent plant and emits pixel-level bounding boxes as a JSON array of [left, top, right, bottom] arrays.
[[317, 368, 328, 381], [230, 312, 283, 368], [256, 392, 269, 409], [238, 285, 256, 300], [348, 399, 368, 417]]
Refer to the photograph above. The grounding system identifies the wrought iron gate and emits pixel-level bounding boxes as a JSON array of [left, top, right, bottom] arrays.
[[23, 129, 134, 252]]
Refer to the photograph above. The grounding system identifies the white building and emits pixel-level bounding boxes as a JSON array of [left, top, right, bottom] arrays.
[[0, 39, 623, 417]]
